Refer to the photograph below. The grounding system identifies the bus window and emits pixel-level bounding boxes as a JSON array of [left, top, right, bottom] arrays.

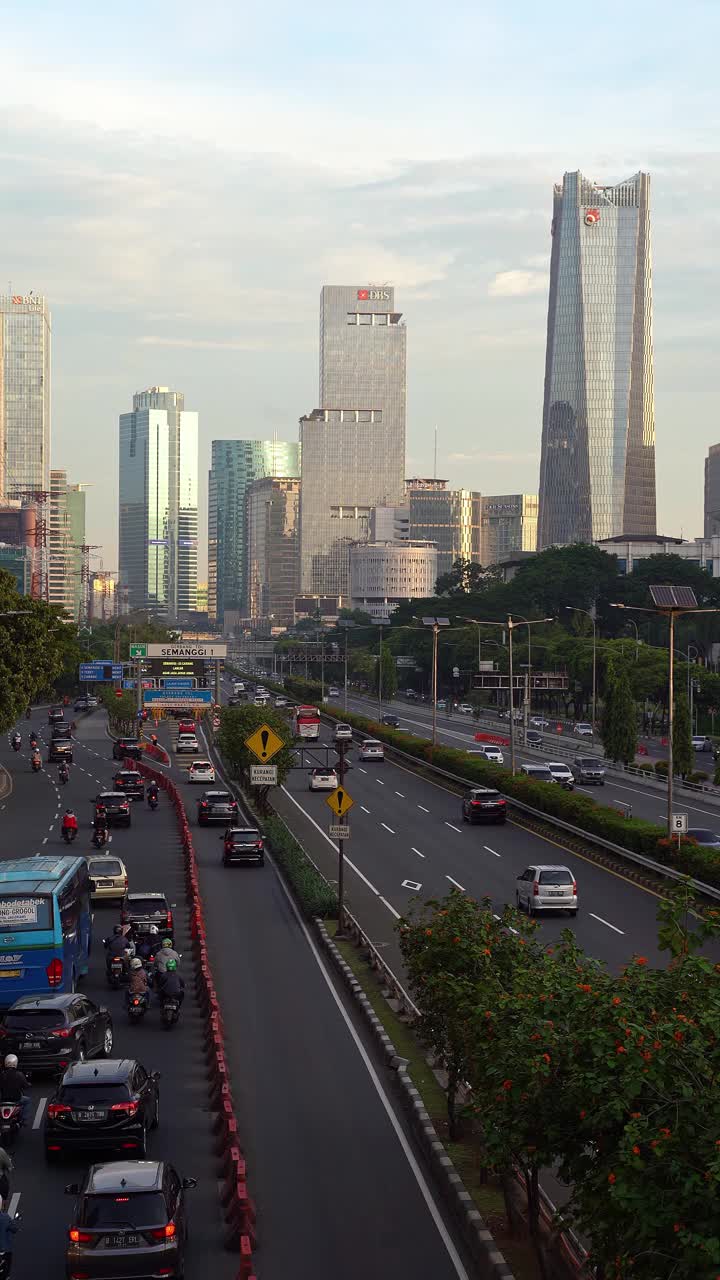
[[0, 895, 53, 932]]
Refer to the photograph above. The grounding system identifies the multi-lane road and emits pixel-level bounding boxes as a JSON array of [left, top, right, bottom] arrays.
[[0, 704, 475, 1279]]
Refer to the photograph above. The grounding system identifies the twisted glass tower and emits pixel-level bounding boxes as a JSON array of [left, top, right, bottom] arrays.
[[538, 171, 656, 547]]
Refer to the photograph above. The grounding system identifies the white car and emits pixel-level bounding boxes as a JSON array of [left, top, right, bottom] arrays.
[[474, 745, 504, 764], [530, 717, 550, 729], [274, 696, 289, 708], [86, 695, 98, 708], [87, 854, 128, 902], [358, 738, 384, 762], [328, 686, 341, 698], [309, 767, 338, 791], [545, 761, 575, 789], [175, 733, 199, 754], [187, 759, 216, 784], [458, 704, 474, 715], [573, 722, 594, 737], [692, 735, 713, 753], [516, 864, 577, 916], [333, 723, 353, 742], [233, 682, 245, 694], [254, 695, 269, 707]]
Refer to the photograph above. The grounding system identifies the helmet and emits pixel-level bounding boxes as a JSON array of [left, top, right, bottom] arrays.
[[114, 924, 124, 936], [162, 938, 173, 949], [65, 808, 74, 816], [148, 925, 159, 935], [3, 1056, 18, 1071], [130, 957, 142, 970], [165, 958, 177, 972]]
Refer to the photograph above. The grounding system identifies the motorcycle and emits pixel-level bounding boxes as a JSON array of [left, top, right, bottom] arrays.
[[31, 757, 41, 773], [127, 991, 149, 1022], [61, 826, 77, 844], [161, 997, 181, 1030], [92, 826, 108, 850], [106, 954, 128, 989], [0, 1102, 22, 1148], [148, 793, 158, 811], [11, 738, 20, 753], [58, 766, 69, 784], [0, 1213, 21, 1277]]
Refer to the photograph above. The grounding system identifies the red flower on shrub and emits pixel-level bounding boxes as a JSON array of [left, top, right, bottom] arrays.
[[635, 956, 648, 966]]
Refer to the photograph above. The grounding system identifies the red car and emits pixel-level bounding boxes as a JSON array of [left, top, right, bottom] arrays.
[[178, 720, 196, 735]]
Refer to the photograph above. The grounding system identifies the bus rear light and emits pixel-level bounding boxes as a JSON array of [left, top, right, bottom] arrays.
[[46, 957, 63, 987]]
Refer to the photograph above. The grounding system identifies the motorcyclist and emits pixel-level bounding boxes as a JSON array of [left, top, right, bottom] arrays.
[[0, 1057, 30, 1127], [126, 957, 149, 1005], [147, 781, 159, 806], [28, 731, 37, 747], [136, 925, 159, 963], [93, 800, 107, 828], [30, 751, 41, 772], [61, 809, 78, 838], [105, 925, 132, 972], [155, 937, 181, 975], [58, 762, 69, 783], [157, 957, 185, 1006], [150, 733, 159, 749], [10, 733, 20, 752]]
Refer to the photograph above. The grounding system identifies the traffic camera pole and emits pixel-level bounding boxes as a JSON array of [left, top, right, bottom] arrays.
[[336, 739, 348, 939]]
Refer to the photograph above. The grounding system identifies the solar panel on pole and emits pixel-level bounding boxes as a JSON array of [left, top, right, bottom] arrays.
[[649, 585, 698, 609]]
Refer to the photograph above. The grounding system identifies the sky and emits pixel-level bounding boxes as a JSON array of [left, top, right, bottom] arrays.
[[2, 0, 720, 576]]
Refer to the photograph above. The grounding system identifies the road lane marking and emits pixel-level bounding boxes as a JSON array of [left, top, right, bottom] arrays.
[[418, 804, 429, 813], [446, 875, 465, 891], [381, 823, 395, 834], [42, 837, 47, 845], [379, 896, 401, 919], [411, 847, 425, 858], [281, 786, 393, 908], [7, 1192, 19, 1216], [402, 879, 422, 891], [395, 791, 405, 798], [358, 767, 368, 774], [483, 845, 501, 857], [445, 822, 462, 833], [361, 805, 371, 813], [33, 1096, 47, 1128], [589, 912, 625, 935], [376, 779, 385, 785]]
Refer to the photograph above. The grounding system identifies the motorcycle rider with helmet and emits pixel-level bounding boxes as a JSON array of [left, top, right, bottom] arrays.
[[104, 925, 132, 978], [126, 957, 150, 1010], [61, 809, 78, 840], [58, 761, 69, 784], [0, 1057, 30, 1127], [147, 780, 159, 807], [156, 957, 185, 1007], [155, 937, 181, 975], [10, 733, 20, 753]]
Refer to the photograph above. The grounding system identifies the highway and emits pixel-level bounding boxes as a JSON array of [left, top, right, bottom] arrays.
[[0, 708, 237, 1280], [340, 691, 720, 834]]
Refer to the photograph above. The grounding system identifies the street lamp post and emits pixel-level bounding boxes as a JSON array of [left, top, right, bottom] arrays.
[[371, 619, 385, 719], [419, 617, 451, 747], [468, 615, 553, 773], [336, 620, 356, 713], [564, 605, 597, 735]]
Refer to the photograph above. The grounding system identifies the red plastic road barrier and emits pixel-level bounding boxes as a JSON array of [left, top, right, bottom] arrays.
[[224, 1184, 257, 1250], [473, 732, 510, 746], [237, 1234, 255, 1275]]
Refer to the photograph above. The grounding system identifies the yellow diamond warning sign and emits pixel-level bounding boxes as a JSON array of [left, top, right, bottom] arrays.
[[244, 723, 285, 764], [326, 786, 354, 818]]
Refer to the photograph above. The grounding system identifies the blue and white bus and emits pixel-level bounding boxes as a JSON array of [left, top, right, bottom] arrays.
[[0, 857, 92, 1006]]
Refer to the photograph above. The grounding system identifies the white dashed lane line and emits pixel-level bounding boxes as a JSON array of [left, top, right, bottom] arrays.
[[395, 791, 405, 798], [446, 875, 465, 891], [360, 805, 371, 814], [483, 845, 501, 858], [33, 1096, 47, 1129], [358, 767, 368, 774], [376, 779, 385, 786], [381, 823, 395, 835], [417, 805, 429, 813], [411, 847, 425, 858], [589, 912, 625, 935], [445, 822, 462, 834]]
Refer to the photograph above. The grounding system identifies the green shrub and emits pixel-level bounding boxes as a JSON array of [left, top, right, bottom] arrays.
[[636, 762, 655, 774], [685, 770, 710, 785], [264, 815, 338, 918], [655, 760, 669, 777]]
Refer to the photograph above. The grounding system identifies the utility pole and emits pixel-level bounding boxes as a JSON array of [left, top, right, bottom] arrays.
[[335, 738, 349, 938]]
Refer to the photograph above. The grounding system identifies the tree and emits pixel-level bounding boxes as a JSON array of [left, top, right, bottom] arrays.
[[217, 703, 296, 810], [373, 642, 397, 699], [673, 691, 694, 778], [435, 558, 491, 596], [0, 570, 83, 730], [601, 657, 638, 764]]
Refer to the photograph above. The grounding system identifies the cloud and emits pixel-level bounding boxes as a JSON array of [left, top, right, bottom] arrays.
[[487, 269, 549, 298]]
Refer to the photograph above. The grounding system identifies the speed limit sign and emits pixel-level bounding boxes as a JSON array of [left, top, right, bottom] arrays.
[[671, 813, 688, 834]]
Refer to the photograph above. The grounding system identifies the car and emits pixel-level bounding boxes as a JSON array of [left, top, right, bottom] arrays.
[[333, 723, 353, 742], [178, 719, 196, 735], [520, 764, 555, 784], [573, 722, 594, 737], [48, 1061, 159, 1159], [530, 717, 550, 729], [74, 697, 89, 712], [516, 864, 577, 916], [461, 787, 507, 824], [687, 828, 720, 849], [381, 714, 400, 728], [572, 756, 605, 785], [52, 724, 73, 741], [473, 745, 504, 764], [309, 766, 339, 791], [404, 689, 418, 700], [2, 994, 113, 1073], [112, 770, 145, 801], [254, 695, 269, 707], [121, 892, 173, 940], [524, 730, 543, 748], [48, 707, 64, 725], [328, 686, 341, 698], [112, 737, 143, 761], [227, 695, 242, 707], [435, 699, 447, 711], [186, 759, 215, 784], [358, 738, 384, 762], [95, 792, 132, 828], [175, 733, 199, 754], [86, 696, 98, 709], [232, 682, 245, 693], [48, 738, 73, 764], [64, 1158, 195, 1277], [87, 855, 128, 902], [222, 827, 265, 866], [458, 703, 474, 715], [274, 696, 289, 708], [545, 761, 575, 789], [692, 735, 713, 753], [197, 790, 239, 825]]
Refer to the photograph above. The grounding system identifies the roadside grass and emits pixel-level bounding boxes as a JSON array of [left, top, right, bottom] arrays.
[[327, 923, 539, 1280]]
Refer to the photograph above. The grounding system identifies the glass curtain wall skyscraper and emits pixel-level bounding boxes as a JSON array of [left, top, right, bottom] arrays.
[[118, 387, 198, 617], [0, 294, 51, 502], [299, 286, 407, 599], [538, 171, 656, 547], [208, 439, 300, 630]]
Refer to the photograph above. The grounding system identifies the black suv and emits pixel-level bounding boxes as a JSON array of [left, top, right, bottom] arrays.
[[222, 827, 265, 867], [65, 1159, 194, 1278], [461, 787, 507, 824], [46, 1059, 159, 1157], [48, 738, 73, 764], [381, 714, 400, 728], [48, 707, 64, 725], [113, 738, 143, 762], [95, 792, 132, 828], [197, 790, 238, 825], [2, 994, 113, 1073], [112, 770, 145, 800], [52, 724, 73, 741], [121, 892, 173, 941]]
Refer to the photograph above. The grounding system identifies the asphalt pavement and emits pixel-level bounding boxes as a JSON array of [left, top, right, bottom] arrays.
[[0, 708, 237, 1280]]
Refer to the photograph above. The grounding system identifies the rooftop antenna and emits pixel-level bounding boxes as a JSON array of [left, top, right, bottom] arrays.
[[433, 426, 438, 480]]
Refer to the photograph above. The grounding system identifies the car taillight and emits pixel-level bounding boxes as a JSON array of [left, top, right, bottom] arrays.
[[498, 799, 506, 806], [51, 1028, 72, 1038], [0, 1027, 7, 1038], [200, 802, 208, 809], [166, 910, 173, 930], [46, 957, 63, 987], [572, 881, 577, 894], [68, 1229, 93, 1243], [124, 877, 129, 887], [471, 801, 481, 806], [150, 1222, 176, 1240], [533, 882, 540, 895], [256, 843, 263, 850], [48, 1103, 71, 1117]]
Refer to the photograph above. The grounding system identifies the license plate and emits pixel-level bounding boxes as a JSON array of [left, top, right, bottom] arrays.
[[0, 970, 21, 979], [549, 890, 566, 896], [105, 1233, 139, 1248], [77, 1109, 107, 1121], [96, 880, 114, 887], [22, 1041, 41, 1050]]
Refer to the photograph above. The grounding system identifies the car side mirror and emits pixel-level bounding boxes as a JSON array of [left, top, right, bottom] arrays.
[[182, 1177, 197, 1190], [151, 1071, 161, 1081], [65, 1183, 80, 1195]]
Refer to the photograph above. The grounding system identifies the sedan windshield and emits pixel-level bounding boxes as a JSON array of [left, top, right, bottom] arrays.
[[80, 1192, 166, 1228], [6, 1009, 65, 1029], [539, 870, 573, 885]]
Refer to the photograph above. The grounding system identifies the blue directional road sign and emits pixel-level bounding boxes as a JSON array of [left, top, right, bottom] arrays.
[[163, 678, 194, 691], [144, 689, 212, 705], [79, 662, 123, 682]]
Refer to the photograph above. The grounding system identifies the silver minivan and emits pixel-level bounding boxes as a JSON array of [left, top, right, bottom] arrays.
[[516, 864, 578, 916]]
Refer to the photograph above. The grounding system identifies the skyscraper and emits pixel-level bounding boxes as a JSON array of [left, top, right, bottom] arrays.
[[481, 494, 538, 566], [406, 479, 482, 579], [118, 387, 198, 617], [208, 439, 300, 630], [537, 171, 656, 547], [705, 444, 720, 539], [247, 476, 301, 627], [66, 483, 87, 622], [48, 469, 73, 614], [0, 293, 51, 502], [299, 286, 407, 599]]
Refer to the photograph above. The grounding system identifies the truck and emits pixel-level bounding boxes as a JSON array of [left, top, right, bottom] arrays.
[[293, 705, 321, 741]]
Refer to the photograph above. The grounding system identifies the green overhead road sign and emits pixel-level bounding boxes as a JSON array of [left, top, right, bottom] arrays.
[[130, 644, 147, 658]]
